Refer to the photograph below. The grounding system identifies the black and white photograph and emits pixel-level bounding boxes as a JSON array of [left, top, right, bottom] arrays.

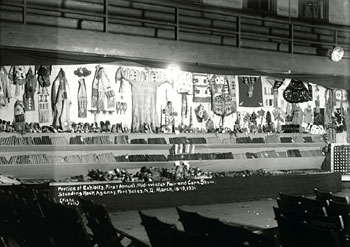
[[0, 0, 349, 246]]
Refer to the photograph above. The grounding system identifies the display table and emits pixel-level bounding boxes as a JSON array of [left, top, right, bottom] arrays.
[[49, 172, 341, 211]]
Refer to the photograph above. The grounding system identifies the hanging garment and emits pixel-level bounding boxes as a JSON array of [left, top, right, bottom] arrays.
[[116, 66, 168, 132], [193, 73, 211, 103], [10, 66, 26, 96], [77, 78, 87, 118], [291, 104, 304, 125], [283, 79, 312, 103], [314, 85, 321, 113], [238, 76, 263, 107], [194, 104, 209, 123], [324, 88, 336, 124], [0, 66, 11, 108], [210, 74, 237, 116], [38, 87, 50, 123], [52, 69, 71, 131], [91, 65, 107, 112], [303, 106, 313, 124], [100, 68, 115, 109], [74, 67, 91, 77], [23, 68, 37, 111], [36, 65, 52, 87], [13, 100, 25, 133], [176, 72, 193, 120]]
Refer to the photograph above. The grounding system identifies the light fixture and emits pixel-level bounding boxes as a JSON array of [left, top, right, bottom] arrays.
[[330, 46, 344, 62], [166, 64, 181, 82]]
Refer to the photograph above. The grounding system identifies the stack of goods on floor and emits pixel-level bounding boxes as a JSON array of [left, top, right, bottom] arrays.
[[274, 189, 350, 247], [1, 152, 116, 165]]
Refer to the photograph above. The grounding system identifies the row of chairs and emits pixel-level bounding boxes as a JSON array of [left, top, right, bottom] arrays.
[[275, 189, 350, 247], [0, 184, 149, 247], [140, 207, 279, 247]]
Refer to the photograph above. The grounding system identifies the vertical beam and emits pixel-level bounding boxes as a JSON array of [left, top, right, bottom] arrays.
[[334, 30, 338, 46], [236, 16, 241, 48], [289, 23, 294, 54], [23, 0, 27, 24], [104, 0, 108, 33], [175, 7, 179, 41]]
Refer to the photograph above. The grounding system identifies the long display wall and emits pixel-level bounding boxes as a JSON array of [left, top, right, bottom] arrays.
[[0, 64, 349, 141], [0, 63, 348, 210]]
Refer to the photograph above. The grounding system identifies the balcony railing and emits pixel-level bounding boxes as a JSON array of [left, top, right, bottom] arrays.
[[0, 0, 349, 58]]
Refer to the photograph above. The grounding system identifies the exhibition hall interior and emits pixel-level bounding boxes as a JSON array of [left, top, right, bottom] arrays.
[[0, 0, 350, 246]]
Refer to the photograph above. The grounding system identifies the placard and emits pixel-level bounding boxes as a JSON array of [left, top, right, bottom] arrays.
[[52, 179, 216, 206], [331, 143, 350, 175]]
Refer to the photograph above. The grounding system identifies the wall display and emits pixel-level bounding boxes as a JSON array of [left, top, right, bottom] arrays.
[[13, 100, 25, 133], [0, 66, 11, 108], [52, 69, 71, 131], [238, 76, 263, 107], [210, 74, 236, 125], [116, 66, 169, 132], [303, 104, 313, 124], [291, 103, 304, 126], [193, 73, 211, 103], [36, 65, 52, 87], [38, 87, 50, 123], [77, 78, 87, 118], [91, 65, 115, 113], [0, 63, 348, 139], [283, 79, 312, 103], [23, 68, 36, 111], [9, 65, 26, 96]]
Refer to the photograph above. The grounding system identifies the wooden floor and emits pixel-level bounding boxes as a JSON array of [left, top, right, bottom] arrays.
[[109, 188, 350, 245]]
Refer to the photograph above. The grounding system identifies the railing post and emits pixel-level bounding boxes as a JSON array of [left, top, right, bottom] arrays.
[[23, 0, 27, 24], [289, 23, 294, 54], [236, 16, 241, 48], [175, 7, 179, 41], [104, 0, 108, 33]]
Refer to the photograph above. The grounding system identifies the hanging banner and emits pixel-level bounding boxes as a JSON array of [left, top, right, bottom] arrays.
[[238, 76, 263, 107]]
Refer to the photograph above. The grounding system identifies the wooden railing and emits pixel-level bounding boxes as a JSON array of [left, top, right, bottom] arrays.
[[0, 0, 349, 57]]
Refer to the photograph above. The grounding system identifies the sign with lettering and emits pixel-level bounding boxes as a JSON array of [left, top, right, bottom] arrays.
[[51, 179, 216, 208], [49, 173, 341, 211]]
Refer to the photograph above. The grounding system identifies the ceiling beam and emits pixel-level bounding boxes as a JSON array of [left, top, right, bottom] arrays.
[[1, 22, 349, 79]]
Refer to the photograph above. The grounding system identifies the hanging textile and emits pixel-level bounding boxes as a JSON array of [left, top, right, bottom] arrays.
[[265, 78, 284, 107], [291, 104, 304, 126], [38, 87, 50, 123], [193, 73, 211, 103], [176, 72, 193, 122], [194, 104, 209, 123], [77, 78, 87, 118], [99, 67, 115, 109], [91, 66, 115, 112], [74, 67, 91, 78], [36, 65, 52, 87], [10, 66, 26, 96], [91, 65, 104, 111], [324, 88, 336, 124], [0, 66, 11, 108], [210, 74, 237, 117], [13, 100, 25, 133], [238, 76, 263, 107], [23, 68, 36, 111], [303, 105, 313, 124], [116, 66, 168, 132], [52, 68, 71, 131], [283, 79, 312, 103]]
